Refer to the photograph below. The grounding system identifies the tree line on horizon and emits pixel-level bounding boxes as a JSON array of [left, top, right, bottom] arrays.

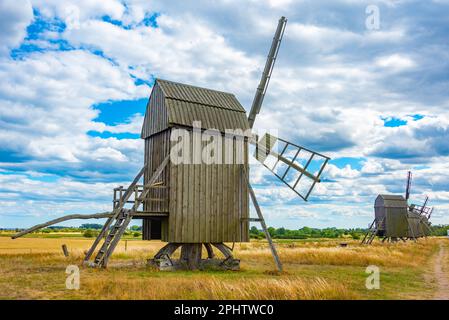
[[2, 224, 448, 239]]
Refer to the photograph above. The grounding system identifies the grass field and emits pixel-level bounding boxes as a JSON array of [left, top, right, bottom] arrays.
[[0, 233, 448, 300]]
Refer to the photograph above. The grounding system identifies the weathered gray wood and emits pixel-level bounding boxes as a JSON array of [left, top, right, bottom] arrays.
[[361, 219, 376, 244], [204, 243, 215, 259], [193, 163, 200, 243], [88, 156, 170, 267], [93, 209, 127, 266], [182, 162, 189, 241], [223, 164, 229, 241], [85, 164, 148, 262], [102, 212, 133, 266], [131, 156, 170, 212], [205, 159, 211, 243], [62, 244, 69, 257], [211, 243, 233, 262], [247, 182, 283, 272], [187, 157, 194, 243], [141, 83, 168, 138], [180, 244, 202, 270], [165, 129, 249, 243], [210, 163, 216, 243], [247, 16, 287, 128], [144, 130, 170, 215], [154, 243, 181, 259], [250, 137, 319, 182], [169, 144, 178, 242], [11, 212, 112, 239], [200, 161, 207, 243], [105, 157, 170, 265], [175, 161, 183, 242]]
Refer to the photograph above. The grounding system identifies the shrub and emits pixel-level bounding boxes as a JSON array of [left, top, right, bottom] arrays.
[[350, 233, 361, 240], [83, 229, 95, 238]]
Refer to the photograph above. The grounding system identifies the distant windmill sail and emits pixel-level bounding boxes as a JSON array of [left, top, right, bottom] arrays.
[[420, 196, 429, 214], [248, 16, 287, 129], [405, 171, 412, 200]]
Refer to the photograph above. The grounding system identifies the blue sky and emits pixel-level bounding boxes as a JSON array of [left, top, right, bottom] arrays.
[[1, 0, 449, 229]]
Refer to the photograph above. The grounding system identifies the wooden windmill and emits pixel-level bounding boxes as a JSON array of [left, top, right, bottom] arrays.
[[362, 171, 433, 244], [13, 17, 330, 271]]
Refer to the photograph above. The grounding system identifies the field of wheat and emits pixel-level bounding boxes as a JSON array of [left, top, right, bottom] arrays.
[[0, 234, 444, 300]]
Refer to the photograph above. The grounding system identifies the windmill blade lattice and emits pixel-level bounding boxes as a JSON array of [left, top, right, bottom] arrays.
[[252, 133, 330, 201]]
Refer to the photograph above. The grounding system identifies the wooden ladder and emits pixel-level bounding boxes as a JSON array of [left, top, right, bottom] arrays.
[[92, 209, 132, 267], [84, 155, 169, 267], [362, 218, 383, 245]]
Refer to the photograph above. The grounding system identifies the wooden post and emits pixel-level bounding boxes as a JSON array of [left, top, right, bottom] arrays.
[[62, 244, 69, 257], [113, 188, 116, 210], [125, 240, 128, 252], [154, 243, 181, 259], [119, 186, 124, 208], [204, 243, 215, 259], [180, 244, 202, 270]]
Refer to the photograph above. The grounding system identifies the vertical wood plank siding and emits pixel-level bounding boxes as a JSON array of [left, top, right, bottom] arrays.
[[141, 84, 168, 138], [142, 219, 151, 240], [143, 130, 170, 213], [142, 129, 170, 240], [168, 131, 249, 243]]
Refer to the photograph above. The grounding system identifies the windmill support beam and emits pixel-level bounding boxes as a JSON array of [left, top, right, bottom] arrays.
[[248, 182, 283, 272], [11, 212, 167, 239], [148, 243, 240, 271], [11, 212, 113, 239]]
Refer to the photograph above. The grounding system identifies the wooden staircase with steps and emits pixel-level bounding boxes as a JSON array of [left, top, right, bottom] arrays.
[[91, 209, 133, 267], [83, 155, 169, 268], [361, 217, 384, 245]]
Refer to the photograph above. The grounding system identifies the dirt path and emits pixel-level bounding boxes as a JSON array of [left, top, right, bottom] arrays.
[[430, 242, 449, 300]]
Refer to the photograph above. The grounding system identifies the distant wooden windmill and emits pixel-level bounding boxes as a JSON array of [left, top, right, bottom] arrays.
[[13, 17, 330, 271], [362, 171, 433, 244]]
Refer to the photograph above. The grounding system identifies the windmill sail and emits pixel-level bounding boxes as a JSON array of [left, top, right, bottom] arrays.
[[405, 171, 412, 200], [252, 133, 330, 201], [248, 16, 287, 129], [420, 196, 429, 214]]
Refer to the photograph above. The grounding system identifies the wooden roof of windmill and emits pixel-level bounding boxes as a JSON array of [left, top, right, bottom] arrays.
[[141, 79, 250, 138]]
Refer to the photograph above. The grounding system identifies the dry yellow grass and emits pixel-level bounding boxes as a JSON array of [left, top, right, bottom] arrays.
[[0, 235, 443, 300], [0, 236, 159, 254], [81, 274, 354, 300], [239, 240, 435, 268]]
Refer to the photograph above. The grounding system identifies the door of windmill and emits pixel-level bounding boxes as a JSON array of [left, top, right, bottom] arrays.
[[143, 218, 162, 240]]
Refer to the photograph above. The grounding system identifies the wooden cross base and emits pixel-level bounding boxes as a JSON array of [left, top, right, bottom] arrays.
[[148, 243, 240, 271], [381, 237, 416, 243]]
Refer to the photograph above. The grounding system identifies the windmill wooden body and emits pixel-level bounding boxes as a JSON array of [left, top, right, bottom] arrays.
[[139, 79, 251, 269], [12, 17, 330, 271], [139, 79, 250, 246]]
